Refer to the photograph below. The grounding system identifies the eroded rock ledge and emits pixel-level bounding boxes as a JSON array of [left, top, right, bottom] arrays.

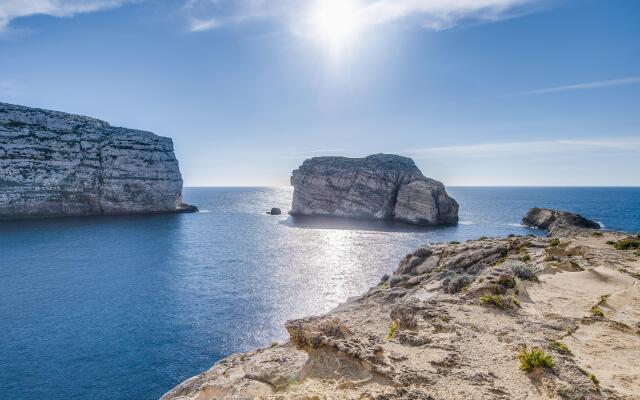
[[290, 154, 459, 226], [0, 102, 196, 219], [162, 213, 640, 399]]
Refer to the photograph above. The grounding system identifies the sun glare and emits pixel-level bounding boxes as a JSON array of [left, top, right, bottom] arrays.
[[307, 0, 363, 55]]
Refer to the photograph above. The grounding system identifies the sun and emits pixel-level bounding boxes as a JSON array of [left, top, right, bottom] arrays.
[[307, 0, 363, 55]]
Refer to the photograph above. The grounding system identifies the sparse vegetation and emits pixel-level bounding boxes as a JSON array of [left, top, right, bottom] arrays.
[[271, 341, 278, 348], [606, 240, 616, 245], [479, 236, 488, 240], [512, 263, 538, 281], [613, 238, 640, 250], [589, 373, 600, 386], [480, 294, 506, 309], [548, 340, 572, 355], [449, 241, 460, 245], [443, 273, 473, 293], [498, 276, 516, 288], [385, 320, 398, 339], [591, 305, 604, 317], [517, 347, 554, 372], [549, 238, 561, 247], [521, 254, 531, 262], [511, 297, 521, 308], [591, 231, 603, 237]]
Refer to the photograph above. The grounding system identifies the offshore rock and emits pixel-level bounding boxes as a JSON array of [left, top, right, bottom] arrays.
[[290, 154, 458, 226], [0, 102, 195, 219], [522, 207, 600, 235]]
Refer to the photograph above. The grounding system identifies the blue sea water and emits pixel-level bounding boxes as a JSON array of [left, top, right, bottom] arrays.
[[1, 187, 639, 400]]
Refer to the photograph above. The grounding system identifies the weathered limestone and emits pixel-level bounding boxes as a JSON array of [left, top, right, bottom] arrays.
[[0, 102, 196, 219], [290, 154, 458, 226]]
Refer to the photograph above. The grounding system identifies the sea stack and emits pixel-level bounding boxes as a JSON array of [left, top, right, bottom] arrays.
[[290, 153, 458, 226], [0, 102, 196, 219]]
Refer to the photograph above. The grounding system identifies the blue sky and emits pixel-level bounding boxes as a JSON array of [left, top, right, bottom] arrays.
[[0, 0, 639, 186]]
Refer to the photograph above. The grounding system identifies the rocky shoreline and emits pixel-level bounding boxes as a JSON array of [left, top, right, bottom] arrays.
[[162, 209, 640, 400]]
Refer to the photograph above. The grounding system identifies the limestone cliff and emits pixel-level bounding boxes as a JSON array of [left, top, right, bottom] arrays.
[[290, 154, 458, 226], [162, 211, 640, 400], [0, 102, 195, 219]]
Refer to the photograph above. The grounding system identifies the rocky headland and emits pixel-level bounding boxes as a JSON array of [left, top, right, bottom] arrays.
[[0, 102, 196, 219], [290, 154, 458, 226], [163, 209, 640, 400]]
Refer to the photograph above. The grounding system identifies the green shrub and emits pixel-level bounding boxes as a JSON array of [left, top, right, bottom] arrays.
[[443, 273, 473, 293], [479, 236, 488, 240], [591, 305, 604, 317], [591, 231, 603, 237], [449, 241, 460, 245], [548, 340, 572, 355], [511, 297, 521, 308], [480, 294, 506, 309], [512, 264, 537, 281], [549, 239, 560, 247], [517, 347, 554, 372], [589, 373, 600, 386], [521, 254, 531, 262], [606, 240, 615, 245], [613, 238, 640, 250], [385, 320, 398, 339]]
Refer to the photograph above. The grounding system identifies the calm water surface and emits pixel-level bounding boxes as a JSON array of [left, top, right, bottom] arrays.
[[1, 187, 639, 399]]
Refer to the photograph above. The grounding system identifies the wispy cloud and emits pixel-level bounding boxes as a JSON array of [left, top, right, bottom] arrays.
[[0, 0, 133, 32], [522, 77, 640, 95], [185, 0, 545, 33], [403, 137, 640, 159]]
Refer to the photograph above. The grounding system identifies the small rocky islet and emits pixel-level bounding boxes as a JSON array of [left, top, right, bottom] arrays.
[[290, 154, 459, 226], [163, 210, 640, 400], [0, 102, 195, 219]]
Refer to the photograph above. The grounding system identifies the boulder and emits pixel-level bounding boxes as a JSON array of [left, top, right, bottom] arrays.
[[522, 208, 600, 234], [269, 207, 282, 215]]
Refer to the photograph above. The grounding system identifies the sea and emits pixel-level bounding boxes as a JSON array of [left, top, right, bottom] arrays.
[[1, 187, 639, 400]]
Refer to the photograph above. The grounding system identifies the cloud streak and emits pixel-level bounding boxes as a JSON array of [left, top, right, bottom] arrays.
[[185, 0, 544, 33], [403, 137, 640, 159], [523, 77, 640, 95], [0, 0, 132, 32]]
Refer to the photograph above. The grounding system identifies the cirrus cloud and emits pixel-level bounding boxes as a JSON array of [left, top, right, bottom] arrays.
[[0, 0, 133, 32]]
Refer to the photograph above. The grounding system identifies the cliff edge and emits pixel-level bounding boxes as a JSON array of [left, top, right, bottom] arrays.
[[290, 154, 458, 226], [162, 210, 640, 400], [0, 102, 196, 219]]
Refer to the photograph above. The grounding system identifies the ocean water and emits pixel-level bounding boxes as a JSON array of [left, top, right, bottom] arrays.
[[1, 187, 638, 400]]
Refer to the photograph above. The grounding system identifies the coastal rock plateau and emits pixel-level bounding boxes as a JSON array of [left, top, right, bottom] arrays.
[[0, 102, 195, 219], [290, 154, 458, 226], [163, 210, 640, 400]]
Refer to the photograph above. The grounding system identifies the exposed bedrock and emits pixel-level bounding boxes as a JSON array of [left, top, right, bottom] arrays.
[[0, 102, 196, 219], [290, 154, 458, 226]]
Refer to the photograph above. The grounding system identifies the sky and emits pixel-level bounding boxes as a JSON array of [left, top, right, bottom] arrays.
[[0, 0, 639, 187]]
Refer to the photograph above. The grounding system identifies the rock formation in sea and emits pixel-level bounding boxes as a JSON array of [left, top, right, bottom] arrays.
[[522, 207, 601, 234], [290, 154, 459, 226], [162, 210, 640, 400], [0, 102, 196, 219]]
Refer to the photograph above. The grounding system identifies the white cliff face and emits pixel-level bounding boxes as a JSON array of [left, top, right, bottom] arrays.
[[290, 154, 458, 226], [0, 102, 193, 219]]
